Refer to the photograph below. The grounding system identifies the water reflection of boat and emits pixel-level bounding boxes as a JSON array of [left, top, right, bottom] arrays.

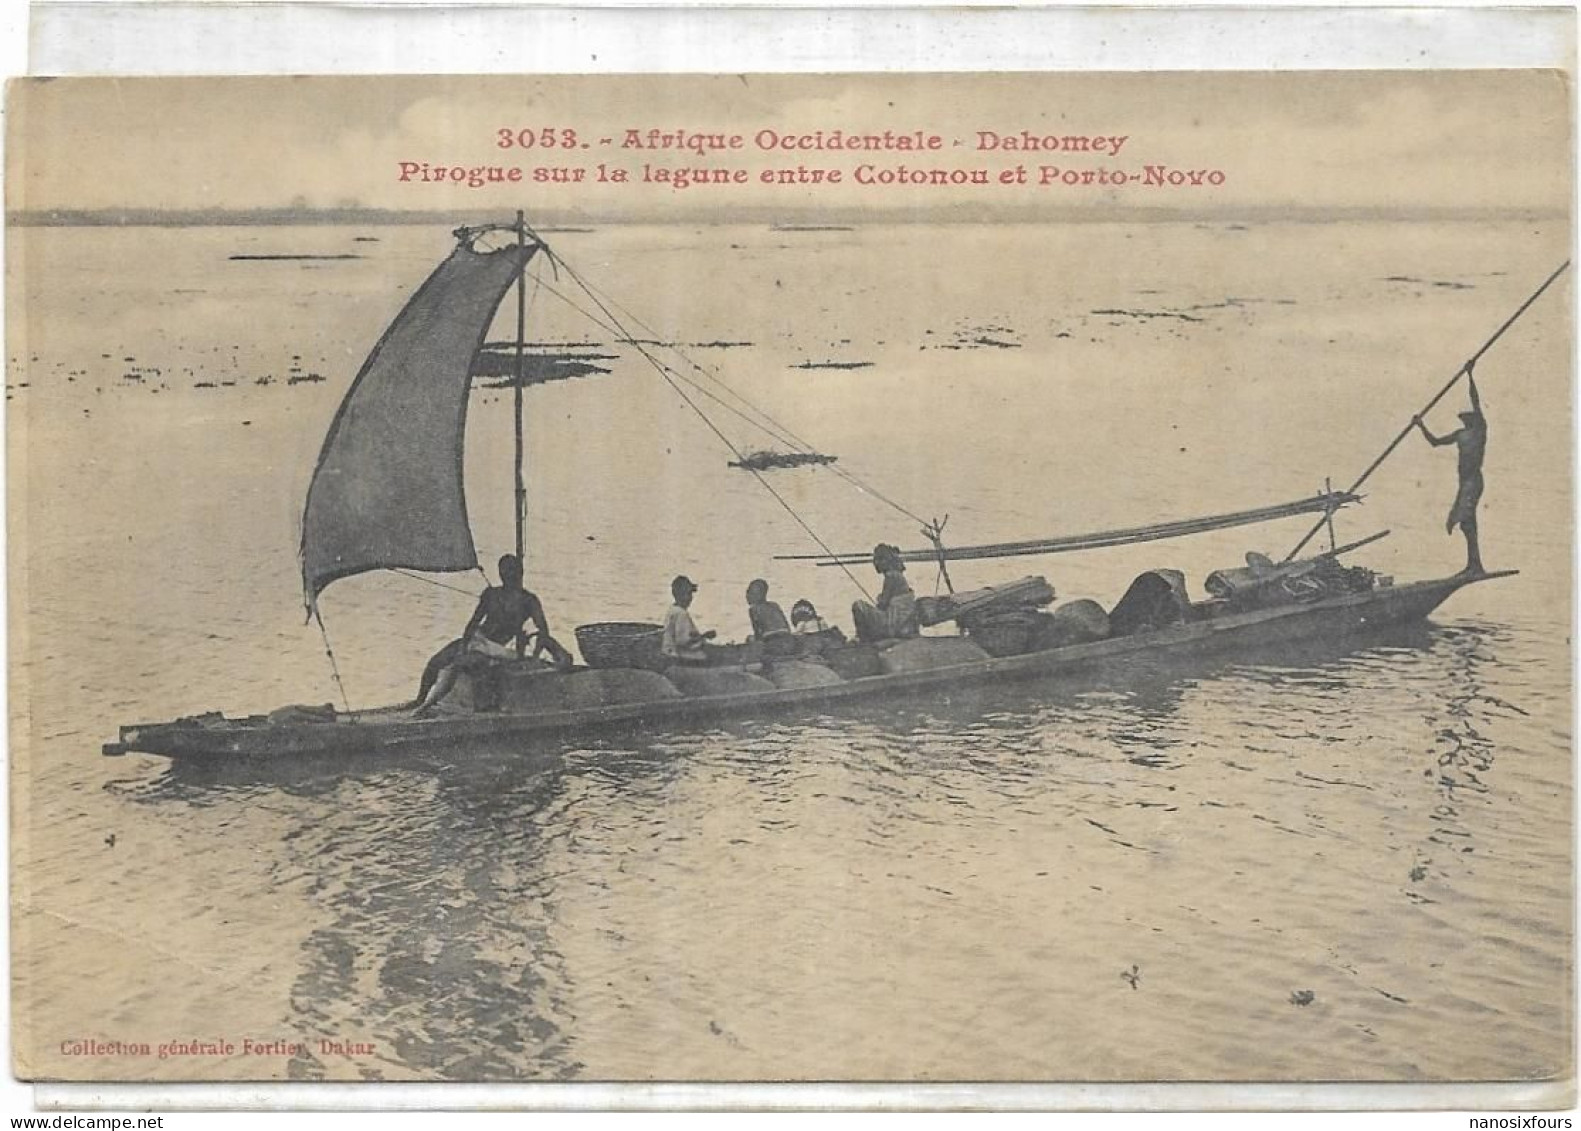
[[105, 217, 1552, 763]]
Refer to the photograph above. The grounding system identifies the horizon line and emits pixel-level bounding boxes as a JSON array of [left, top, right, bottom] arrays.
[[7, 203, 1569, 229]]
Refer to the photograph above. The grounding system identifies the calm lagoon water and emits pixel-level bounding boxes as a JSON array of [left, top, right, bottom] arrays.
[[7, 218, 1571, 1082]]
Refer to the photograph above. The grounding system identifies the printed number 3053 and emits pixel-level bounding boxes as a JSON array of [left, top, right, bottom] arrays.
[[497, 128, 581, 149]]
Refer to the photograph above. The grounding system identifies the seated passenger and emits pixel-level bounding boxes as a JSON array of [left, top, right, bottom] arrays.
[[662, 574, 718, 665], [746, 578, 797, 660], [413, 553, 570, 715], [851, 543, 920, 643], [790, 598, 845, 658], [790, 599, 830, 634]]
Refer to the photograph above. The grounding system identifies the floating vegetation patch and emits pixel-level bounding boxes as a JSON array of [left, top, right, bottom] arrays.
[[926, 322, 1023, 350], [229, 254, 364, 262], [628, 338, 754, 350], [484, 339, 603, 351], [1182, 297, 1297, 312], [1384, 275, 1475, 290], [729, 450, 839, 472], [473, 345, 616, 387], [1093, 307, 1205, 323], [1094, 296, 1297, 326]]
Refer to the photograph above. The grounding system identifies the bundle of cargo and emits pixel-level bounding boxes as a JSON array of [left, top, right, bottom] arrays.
[[914, 575, 1056, 628], [1205, 553, 1378, 610], [912, 576, 1070, 657], [962, 599, 1114, 657], [1038, 599, 1112, 648]]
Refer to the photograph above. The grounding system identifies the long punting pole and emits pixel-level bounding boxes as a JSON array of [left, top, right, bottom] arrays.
[[1283, 260, 1570, 562], [513, 210, 528, 562]]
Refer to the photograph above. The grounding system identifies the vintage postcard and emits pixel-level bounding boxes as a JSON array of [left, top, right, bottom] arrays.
[[5, 71, 1572, 1091]]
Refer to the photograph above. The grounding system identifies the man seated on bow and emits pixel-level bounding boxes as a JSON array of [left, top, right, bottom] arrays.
[[414, 553, 569, 715]]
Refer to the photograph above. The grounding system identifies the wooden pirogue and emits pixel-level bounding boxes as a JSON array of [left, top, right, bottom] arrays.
[[105, 570, 1513, 761], [102, 215, 1561, 762]]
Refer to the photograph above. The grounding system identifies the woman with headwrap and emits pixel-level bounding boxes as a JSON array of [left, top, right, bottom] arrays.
[[851, 543, 920, 642]]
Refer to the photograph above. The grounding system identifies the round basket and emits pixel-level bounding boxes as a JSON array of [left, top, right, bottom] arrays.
[[574, 622, 665, 670]]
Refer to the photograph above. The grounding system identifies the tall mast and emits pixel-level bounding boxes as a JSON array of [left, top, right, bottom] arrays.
[[513, 209, 527, 563]]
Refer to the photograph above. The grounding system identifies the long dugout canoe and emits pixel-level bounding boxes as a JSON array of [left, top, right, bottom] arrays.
[[106, 571, 1510, 762]]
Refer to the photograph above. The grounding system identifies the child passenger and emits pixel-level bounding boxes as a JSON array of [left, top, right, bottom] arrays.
[[746, 578, 797, 660], [790, 599, 830, 634]]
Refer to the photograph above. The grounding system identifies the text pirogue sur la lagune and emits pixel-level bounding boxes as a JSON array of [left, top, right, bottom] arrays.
[[394, 127, 1228, 192]]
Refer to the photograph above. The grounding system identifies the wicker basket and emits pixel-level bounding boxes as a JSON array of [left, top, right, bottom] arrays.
[[574, 622, 665, 670]]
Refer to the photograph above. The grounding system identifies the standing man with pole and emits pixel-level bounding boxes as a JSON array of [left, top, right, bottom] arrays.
[[1281, 261, 1564, 565], [1414, 362, 1488, 576]]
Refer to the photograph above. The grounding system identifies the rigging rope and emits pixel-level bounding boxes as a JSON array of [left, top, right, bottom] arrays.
[[575, 266, 934, 526], [391, 568, 482, 598], [534, 268, 930, 526], [541, 255, 875, 601], [532, 277, 814, 454], [312, 607, 354, 714], [542, 250, 934, 529], [552, 261, 826, 450]]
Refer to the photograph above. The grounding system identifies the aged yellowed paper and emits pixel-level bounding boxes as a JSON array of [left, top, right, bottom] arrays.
[[5, 72, 1572, 1088]]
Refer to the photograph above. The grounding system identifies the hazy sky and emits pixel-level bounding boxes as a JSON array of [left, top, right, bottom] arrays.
[[6, 72, 1571, 217]]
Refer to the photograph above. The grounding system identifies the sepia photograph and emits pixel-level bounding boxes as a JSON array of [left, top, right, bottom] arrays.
[[5, 69, 1572, 1093]]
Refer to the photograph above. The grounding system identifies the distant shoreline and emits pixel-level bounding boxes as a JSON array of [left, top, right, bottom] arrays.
[[6, 206, 1565, 229]]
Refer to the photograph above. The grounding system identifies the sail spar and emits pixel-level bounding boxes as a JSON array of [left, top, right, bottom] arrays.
[[301, 234, 537, 613], [776, 491, 1360, 566]]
